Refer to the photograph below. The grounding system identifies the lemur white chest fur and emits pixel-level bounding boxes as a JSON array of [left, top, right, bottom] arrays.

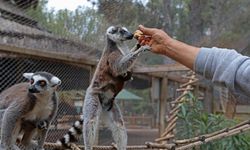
[[90, 43, 131, 109], [24, 94, 54, 120]]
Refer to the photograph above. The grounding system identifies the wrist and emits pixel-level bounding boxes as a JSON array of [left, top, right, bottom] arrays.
[[162, 37, 176, 56]]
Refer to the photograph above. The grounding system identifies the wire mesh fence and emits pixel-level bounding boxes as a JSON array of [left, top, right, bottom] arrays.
[[0, 50, 159, 150], [0, 0, 159, 147], [0, 50, 90, 144]]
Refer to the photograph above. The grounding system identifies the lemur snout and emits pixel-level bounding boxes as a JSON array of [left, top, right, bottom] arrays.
[[28, 86, 40, 93], [126, 32, 134, 39]]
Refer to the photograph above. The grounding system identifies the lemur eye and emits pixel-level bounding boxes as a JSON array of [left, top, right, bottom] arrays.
[[39, 80, 47, 87], [120, 30, 126, 34], [110, 28, 117, 34]]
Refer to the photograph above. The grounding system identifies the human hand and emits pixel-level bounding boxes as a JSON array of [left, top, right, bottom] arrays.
[[137, 25, 173, 55]]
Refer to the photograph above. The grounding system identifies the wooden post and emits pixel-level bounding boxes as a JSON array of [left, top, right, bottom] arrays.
[[151, 77, 161, 128], [194, 84, 199, 99], [204, 86, 213, 113], [225, 93, 237, 119], [95, 128, 99, 145], [159, 77, 168, 136]]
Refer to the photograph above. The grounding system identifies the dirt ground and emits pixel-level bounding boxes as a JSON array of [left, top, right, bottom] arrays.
[[99, 128, 159, 145]]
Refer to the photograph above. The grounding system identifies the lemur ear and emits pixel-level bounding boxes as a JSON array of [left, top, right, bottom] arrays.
[[23, 73, 34, 80], [51, 76, 61, 86], [107, 26, 116, 34]]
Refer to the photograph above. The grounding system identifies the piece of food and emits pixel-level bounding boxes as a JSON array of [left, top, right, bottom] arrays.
[[134, 30, 152, 46], [133, 30, 143, 39]]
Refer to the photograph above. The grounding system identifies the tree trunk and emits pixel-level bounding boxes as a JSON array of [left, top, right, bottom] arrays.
[[188, 0, 207, 45]]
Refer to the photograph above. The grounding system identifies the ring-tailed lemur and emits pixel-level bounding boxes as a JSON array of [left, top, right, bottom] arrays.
[[56, 26, 150, 150], [0, 71, 61, 150]]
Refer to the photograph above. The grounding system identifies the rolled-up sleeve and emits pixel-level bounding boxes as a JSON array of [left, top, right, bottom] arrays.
[[194, 47, 250, 99]]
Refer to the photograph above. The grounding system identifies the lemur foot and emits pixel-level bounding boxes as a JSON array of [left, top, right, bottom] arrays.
[[111, 143, 117, 149]]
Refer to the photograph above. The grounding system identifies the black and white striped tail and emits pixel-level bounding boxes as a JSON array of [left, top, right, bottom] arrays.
[[56, 115, 83, 148]]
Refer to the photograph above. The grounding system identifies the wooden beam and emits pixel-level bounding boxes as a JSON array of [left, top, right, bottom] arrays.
[[133, 64, 189, 73], [0, 43, 97, 67]]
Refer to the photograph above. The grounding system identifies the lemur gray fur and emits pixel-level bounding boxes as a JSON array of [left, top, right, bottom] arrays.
[[0, 71, 61, 150], [56, 26, 150, 150]]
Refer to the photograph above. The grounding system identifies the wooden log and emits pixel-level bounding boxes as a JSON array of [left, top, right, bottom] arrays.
[[161, 120, 177, 138], [167, 109, 179, 123], [175, 119, 250, 145], [145, 142, 175, 150], [176, 124, 250, 150], [169, 104, 180, 115], [170, 93, 187, 105], [155, 134, 175, 142], [180, 79, 199, 88], [176, 87, 194, 92]]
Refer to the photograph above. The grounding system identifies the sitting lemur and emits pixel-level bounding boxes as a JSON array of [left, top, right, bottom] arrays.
[[57, 26, 150, 150], [0, 72, 61, 150]]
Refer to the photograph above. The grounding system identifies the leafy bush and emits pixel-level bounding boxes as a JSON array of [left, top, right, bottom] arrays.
[[176, 92, 250, 150]]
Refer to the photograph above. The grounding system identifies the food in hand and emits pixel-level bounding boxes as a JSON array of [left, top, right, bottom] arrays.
[[133, 30, 143, 39], [134, 30, 151, 45]]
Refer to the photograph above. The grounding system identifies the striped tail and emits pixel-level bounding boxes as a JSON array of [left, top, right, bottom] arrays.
[[56, 115, 83, 148]]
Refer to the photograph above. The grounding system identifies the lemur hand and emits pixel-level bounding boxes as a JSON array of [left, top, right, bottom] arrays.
[[134, 29, 152, 46], [135, 45, 151, 56], [137, 25, 173, 55]]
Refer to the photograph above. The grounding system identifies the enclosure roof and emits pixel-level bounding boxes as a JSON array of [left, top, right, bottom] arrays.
[[0, 16, 101, 66], [116, 89, 143, 100], [0, 0, 39, 29]]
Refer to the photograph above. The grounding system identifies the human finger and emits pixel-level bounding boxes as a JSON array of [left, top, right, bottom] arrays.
[[138, 25, 156, 36]]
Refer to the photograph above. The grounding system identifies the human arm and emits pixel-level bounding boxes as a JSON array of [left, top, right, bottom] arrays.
[[138, 25, 250, 98], [137, 25, 200, 69], [195, 47, 250, 98]]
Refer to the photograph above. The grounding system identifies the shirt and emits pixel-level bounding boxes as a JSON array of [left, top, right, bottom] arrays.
[[194, 47, 250, 100]]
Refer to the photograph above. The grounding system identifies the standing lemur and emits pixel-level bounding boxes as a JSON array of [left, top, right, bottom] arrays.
[[56, 26, 150, 150], [0, 71, 61, 150]]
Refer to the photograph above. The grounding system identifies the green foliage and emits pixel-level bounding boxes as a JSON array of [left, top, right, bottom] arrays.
[[27, 0, 109, 48], [26, 0, 250, 63], [176, 92, 250, 149]]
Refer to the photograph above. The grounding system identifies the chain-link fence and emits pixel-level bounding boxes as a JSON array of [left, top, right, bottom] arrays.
[[0, 50, 159, 148], [0, 50, 90, 144]]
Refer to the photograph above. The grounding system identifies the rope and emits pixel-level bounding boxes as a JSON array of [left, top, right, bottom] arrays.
[[44, 142, 151, 150]]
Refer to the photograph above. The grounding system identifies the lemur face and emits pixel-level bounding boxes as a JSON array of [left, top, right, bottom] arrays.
[[23, 72, 61, 93], [106, 26, 134, 42]]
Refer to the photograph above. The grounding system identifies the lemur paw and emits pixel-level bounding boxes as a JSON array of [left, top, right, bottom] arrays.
[[141, 45, 151, 52], [135, 43, 141, 49], [136, 45, 151, 56], [111, 143, 118, 149]]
